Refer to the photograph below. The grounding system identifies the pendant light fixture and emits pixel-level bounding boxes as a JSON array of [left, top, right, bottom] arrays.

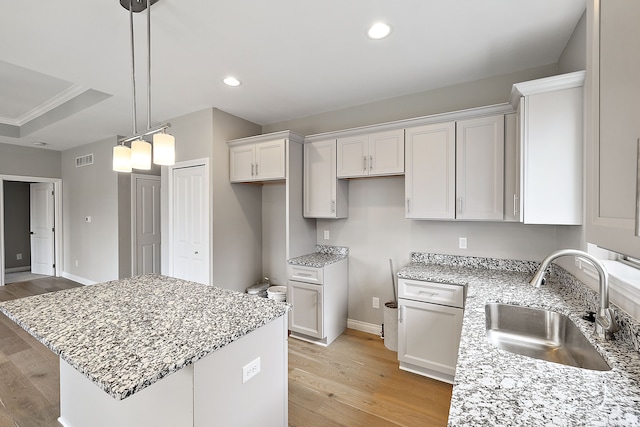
[[113, 0, 175, 173]]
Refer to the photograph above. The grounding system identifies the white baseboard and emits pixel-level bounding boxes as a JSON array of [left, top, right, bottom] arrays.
[[4, 266, 30, 273], [347, 319, 382, 336], [61, 272, 97, 286]]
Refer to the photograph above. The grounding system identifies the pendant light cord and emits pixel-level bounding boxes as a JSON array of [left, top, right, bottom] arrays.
[[128, 0, 138, 137], [146, 0, 151, 131]]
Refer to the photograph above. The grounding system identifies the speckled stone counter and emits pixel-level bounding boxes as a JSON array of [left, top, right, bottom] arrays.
[[0, 274, 289, 401], [399, 253, 640, 426], [287, 244, 348, 268]]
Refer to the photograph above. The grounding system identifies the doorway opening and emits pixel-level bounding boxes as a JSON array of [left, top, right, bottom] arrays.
[[0, 175, 62, 287]]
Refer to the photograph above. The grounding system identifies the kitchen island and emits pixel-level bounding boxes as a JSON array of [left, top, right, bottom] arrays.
[[399, 253, 640, 426], [0, 274, 289, 427]]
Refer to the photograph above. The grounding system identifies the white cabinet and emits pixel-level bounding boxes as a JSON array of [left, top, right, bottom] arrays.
[[405, 114, 504, 221], [586, 0, 640, 258], [405, 122, 456, 219], [456, 115, 504, 220], [510, 71, 584, 225], [287, 259, 348, 346], [503, 113, 521, 222], [288, 280, 323, 339], [397, 279, 465, 384], [303, 140, 348, 218], [229, 139, 285, 182], [337, 129, 404, 178]]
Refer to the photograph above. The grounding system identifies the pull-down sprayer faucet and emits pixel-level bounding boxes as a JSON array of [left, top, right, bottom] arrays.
[[530, 249, 618, 340]]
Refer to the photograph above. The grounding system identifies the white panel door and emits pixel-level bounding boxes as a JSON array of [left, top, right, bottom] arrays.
[[288, 281, 323, 339], [369, 129, 405, 176], [456, 114, 504, 220], [337, 135, 368, 178], [134, 176, 161, 276], [304, 140, 337, 218], [405, 122, 456, 219], [398, 298, 463, 377], [30, 182, 55, 276], [255, 139, 286, 181], [172, 166, 209, 285]]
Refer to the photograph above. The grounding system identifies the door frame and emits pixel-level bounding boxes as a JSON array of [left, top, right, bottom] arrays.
[[166, 158, 210, 284], [0, 174, 62, 286], [131, 173, 161, 276]]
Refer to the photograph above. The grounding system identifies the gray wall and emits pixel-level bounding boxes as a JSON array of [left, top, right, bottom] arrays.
[[0, 143, 61, 178], [558, 10, 587, 74], [62, 137, 120, 283], [261, 28, 587, 325], [160, 107, 263, 293], [3, 181, 31, 270]]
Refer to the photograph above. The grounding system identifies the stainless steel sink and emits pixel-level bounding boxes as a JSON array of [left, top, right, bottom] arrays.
[[485, 303, 611, 371]]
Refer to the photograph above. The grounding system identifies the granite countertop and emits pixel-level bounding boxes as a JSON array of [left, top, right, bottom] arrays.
[[0, 274, 289, 401], [398, 253, 640, 426], [287, 244, 348, 268]]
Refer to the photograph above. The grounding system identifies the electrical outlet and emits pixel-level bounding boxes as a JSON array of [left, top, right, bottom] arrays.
[[242, 357, 261, 383], [75, 259, 79, 267], [459, 237, 467, 249], [16, 253, 22, 260], [372, 297, 379, 309], [323, 230, 330, 240]]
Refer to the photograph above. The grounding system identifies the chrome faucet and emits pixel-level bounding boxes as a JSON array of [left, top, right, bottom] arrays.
[[530, 249, 618, 340]]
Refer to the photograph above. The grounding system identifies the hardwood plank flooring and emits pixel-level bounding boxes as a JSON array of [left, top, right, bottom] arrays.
[[0, 277, 452, 426]]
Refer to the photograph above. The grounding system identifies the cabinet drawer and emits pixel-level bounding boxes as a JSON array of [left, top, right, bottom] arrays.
[[398, 279, 465, 308], [288, 265, 323, 284]]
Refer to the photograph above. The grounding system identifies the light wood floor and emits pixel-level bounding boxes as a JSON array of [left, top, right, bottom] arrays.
[[0, 278, 452, 427]]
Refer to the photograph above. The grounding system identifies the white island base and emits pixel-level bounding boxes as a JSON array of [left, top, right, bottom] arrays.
[[58, 315, 288, 427]]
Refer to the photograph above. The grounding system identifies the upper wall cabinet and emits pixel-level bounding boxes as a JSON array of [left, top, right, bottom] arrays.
[[405, 122, 456, 219], [304, 139, 348, 219], [337, 129, 404, 178], [405, 114, 504, 221], [586, 0, 640, 258], [229, 138, 286, 183], [456, 115, 504, 220], [510, 71, 585, 225], [503, 113, 520, 222]]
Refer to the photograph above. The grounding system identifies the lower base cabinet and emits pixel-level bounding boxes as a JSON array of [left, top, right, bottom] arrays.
[[287, 259, 348, 346], [397, 279, 465, 384]]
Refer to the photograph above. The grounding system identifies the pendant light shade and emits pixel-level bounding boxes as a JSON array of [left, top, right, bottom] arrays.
[[113, 145, 132, 173], [153, 132, 175, 165], [131, 139, 152, 170]]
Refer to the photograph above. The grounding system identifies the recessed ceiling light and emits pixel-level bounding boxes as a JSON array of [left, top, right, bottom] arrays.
[[223, 77, 241, 87], [368, 22, 391, 40], [33, 142, 47, 146]]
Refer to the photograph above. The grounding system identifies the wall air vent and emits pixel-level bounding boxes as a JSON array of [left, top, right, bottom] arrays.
[[75, 153, 94, 167]]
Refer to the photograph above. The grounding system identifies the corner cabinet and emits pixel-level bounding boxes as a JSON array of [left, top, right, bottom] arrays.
[[229, 138, 286, 183], [586, 0, 640, 258], [510, 71, 585, 225], [303, 139, 348, 218], [337, 129, 404, 178]]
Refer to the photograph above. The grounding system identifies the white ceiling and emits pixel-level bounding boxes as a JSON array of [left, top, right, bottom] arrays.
[[0, 0, 585, 151]]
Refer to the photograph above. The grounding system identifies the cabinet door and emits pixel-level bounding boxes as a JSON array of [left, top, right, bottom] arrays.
[[288, 281, 323, 339], [503, 113, 521, 222], [255, 139, 286, 181], [587, 0, 640, 258], [405, 122, 456, 219], [337, 135, 368, 178], [304, 140, 346, 218], [398, 299, 463, 377], [456, 115, 504, 220], [229, 145, 255, 182], [369, 129, 405, 176]]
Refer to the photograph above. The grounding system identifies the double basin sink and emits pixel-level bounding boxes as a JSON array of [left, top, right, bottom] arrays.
[[485, 303, 610, 371]]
